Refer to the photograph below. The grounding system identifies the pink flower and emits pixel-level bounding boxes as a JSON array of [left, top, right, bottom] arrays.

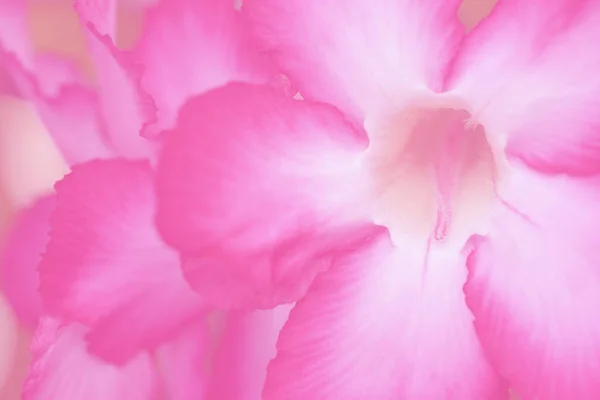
[[1, 0, 286, 398], [2, 0, 600, 399], [151, 0, 600, 399]]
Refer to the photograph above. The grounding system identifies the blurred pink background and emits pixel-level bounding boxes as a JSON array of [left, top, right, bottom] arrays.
[[0, 0, 497, 397]]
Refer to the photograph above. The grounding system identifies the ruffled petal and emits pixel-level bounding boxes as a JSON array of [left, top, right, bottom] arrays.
[[264, 234, 506, 400], [244, 0, 465, 121], [74, 0, 157, 160], [448, 0, 600, 175], [0, 195, 54, 329], [135, 0, 275, 137], [23, 318, 161, 400], [465, 164, 600, 399], [207, 306, 292, 400], [156, 82, 377, 309], [39, 159, 204, 364], [155, 319, 208, 400]]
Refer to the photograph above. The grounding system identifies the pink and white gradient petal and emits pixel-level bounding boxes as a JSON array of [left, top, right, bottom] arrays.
[[465, 163, 600, 400], [0, 194, 55, 329], [264, 233, 506, 400], [244, 0, 465, 121], [39, 159, 204, 364], [448, 0, 600, 175], [74, 0, 157, 160], [135, 0, 275, 137], [23, 318, 161, 400], [155, 319, 208, 400], [156, 82, 377, 309], [207, 305, 292, 400]]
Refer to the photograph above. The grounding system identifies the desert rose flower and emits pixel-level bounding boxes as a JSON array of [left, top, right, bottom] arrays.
[[0, 0, 287, 398], [152, 0, 600, 399]]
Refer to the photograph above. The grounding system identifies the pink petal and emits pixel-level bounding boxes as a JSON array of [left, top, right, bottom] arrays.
[[23, 318, 161, 400], [74, 0, 158, 160], [155, 82, 377, 309], [155, 319, 208, 400], [447, 0, 600, 175], [135, 0, 275, 137], [0, 195, 55, 329], [207, 305, 292, 400], [465, 164, 600, 399], [39, 159, 204, 364], [243, 0, 465, 121], [0, 0, 33, 94], [0, 47, 115, 164], [265, 233, 506, 399]]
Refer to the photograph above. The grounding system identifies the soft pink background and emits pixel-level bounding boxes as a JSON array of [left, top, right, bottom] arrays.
[[0, 0, 497, 397]]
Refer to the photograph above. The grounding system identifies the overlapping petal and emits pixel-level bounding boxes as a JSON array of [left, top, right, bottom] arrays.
[[39, 159, 204, 364], [0, 14, 113, 164], [244, 0, 465, 121], [156, 82, 378, 309], [448, 0, 600, 175], [135, 0, 275, 137], [0, 194, 55, 329], [265, 233, 506, 400], [207, 306, 292, 400], [74, 0, 157, 160], [465, 164, 600, 399], [23, 318, 160, 400]]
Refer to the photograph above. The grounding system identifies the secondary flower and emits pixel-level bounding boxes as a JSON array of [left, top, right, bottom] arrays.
[[154, 0, 600, 399], [0, 0, 286, 398]]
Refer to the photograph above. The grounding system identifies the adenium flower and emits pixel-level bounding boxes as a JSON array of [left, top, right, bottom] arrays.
[[0, 0, 598, 399], [150, 0, 600, 399]]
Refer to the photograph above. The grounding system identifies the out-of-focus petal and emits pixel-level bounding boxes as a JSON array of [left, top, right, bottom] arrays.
[[207, 305, 292, 400], [155, 319, 208, 400], [0, 0, 33, 94], [74, 0, 157, 160], [244, 0, 464, 121], [23, 318, 161, 400], [39, 159, 204, 364], [0, 295, 18, 393], [264, 234, 506, 400], [0, 195, 55, 329], [448, 0, 600, 175], [156, 82, 377, 309], [465, 164, 600, 399], [135, 0, 275, 137], [0, 48, 115, 165]]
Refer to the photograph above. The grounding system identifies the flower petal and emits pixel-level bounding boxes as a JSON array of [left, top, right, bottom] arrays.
[[135, 0, 275, 137], [0, 195, 54, 329], [448, 0, 600, 175], [39, 159, 204, 364], [156, 82, 377, 309], [0, 295, 18, 392], [74, 0, 157, 160], [244, 0, 465, 121], [207, 306, 292, 400], [0, 46, 114, 165], [264, 234, 506, 400], [23, 318, 161, 400], [0, 0, 33, 94], [465, 164, 600, 399], [155, 319, 208, 400]]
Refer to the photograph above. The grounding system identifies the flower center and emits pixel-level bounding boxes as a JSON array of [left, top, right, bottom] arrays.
[[364, 102, 500, 249]]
